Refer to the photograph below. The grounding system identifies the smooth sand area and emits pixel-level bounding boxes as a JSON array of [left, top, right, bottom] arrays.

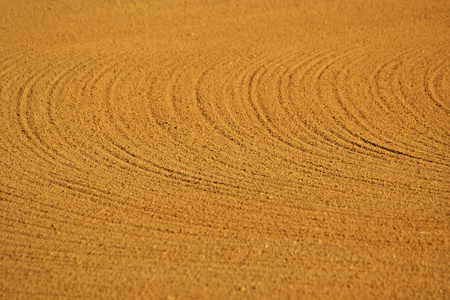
[[1, 0, 449, 298]]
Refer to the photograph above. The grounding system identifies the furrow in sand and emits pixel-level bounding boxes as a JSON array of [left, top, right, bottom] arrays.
[[330, 48, 432, 162], [307, 43, 449, 168], [169, 53, 294, 192], [1, 188, 236, 249], [1, 0, 449, 298], [20, 48, 240, 197], [2, 45, 447, 200], [188, 47, 449, 194], [2, 52, 91, 169], [332, 49, 441, 165], [383, 46, 448, 153], [191, 52, 321, 193], [252, 48, 384, 166], [1, 51, 126, 200], [194, 51, 343, 193], [426, 59, 450, 114], [93, 49, 323, 198], [103, 53, 243, 189], [232, 52, 336, 175], [90, 50, 257, 195]]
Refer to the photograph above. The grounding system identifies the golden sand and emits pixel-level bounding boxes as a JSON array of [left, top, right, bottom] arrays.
[[1, 0, 449, 298]]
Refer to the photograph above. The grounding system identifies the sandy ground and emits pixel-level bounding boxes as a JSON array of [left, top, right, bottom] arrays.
[[1, 0, 449, 298]]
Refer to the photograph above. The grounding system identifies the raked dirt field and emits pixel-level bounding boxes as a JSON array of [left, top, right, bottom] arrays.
[[1, 0, 449, 299]]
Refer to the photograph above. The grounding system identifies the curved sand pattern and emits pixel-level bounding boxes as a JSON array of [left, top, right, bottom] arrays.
[[1, 0, 449, 298]]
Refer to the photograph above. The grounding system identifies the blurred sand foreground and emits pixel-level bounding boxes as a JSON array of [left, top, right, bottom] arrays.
[[1, 0, 449, 298]]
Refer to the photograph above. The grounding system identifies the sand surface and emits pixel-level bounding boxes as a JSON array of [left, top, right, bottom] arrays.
[[1, 0, 449, 298]]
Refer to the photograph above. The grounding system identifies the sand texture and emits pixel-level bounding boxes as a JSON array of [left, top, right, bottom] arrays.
[[1, 0, 449, 298]]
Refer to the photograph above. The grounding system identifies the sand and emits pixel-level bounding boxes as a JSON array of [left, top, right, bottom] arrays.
[[1, 0, 449, 298]]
